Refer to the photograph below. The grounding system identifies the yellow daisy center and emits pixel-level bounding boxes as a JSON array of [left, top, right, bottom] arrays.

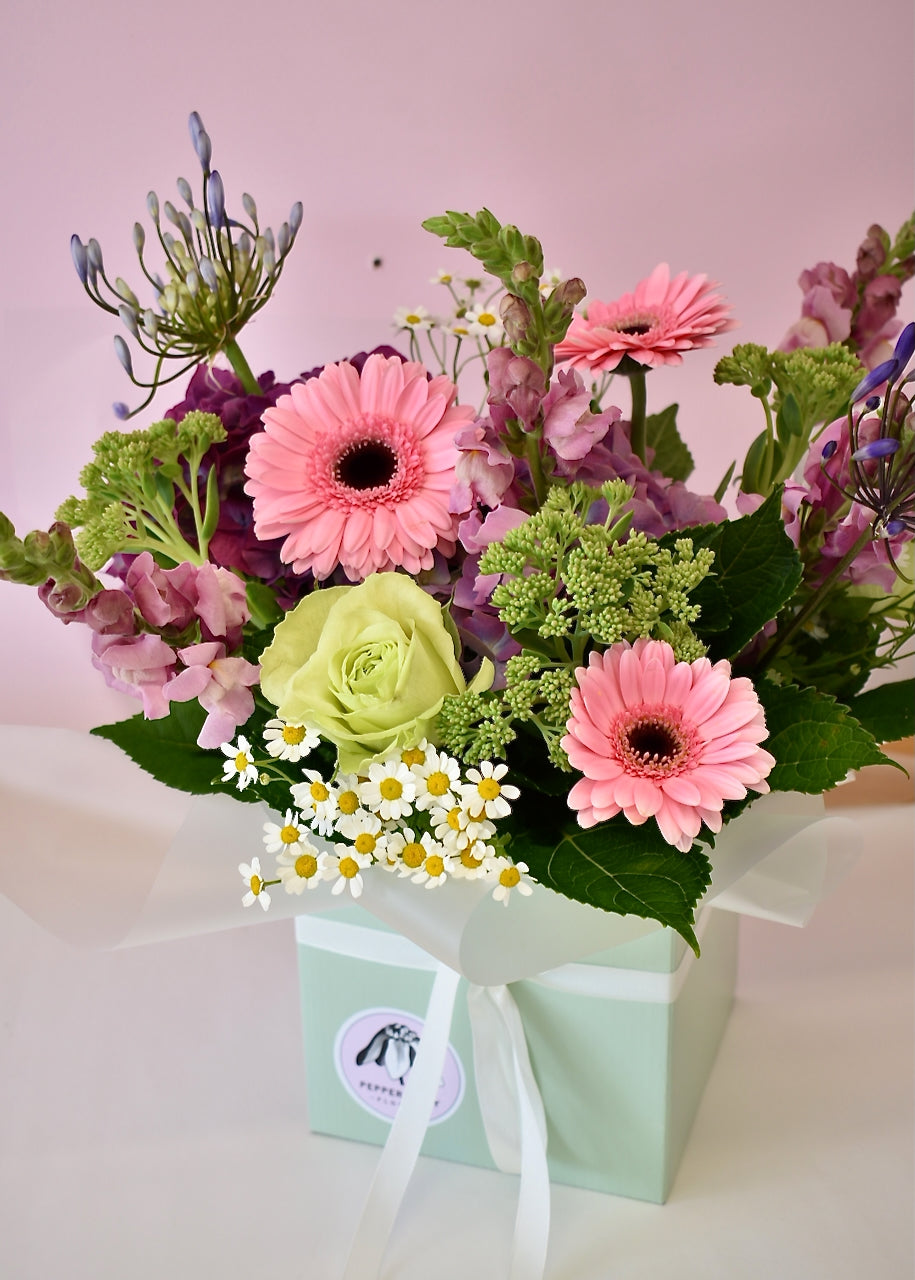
[[282, 725, 306, 745], [310, 780, 329, 802], [339, 856, 360, 879], [461, 849, 484, 870], [425, 855, 445, 878], [438, 273, 452, 283], [380, 777, 403, 801], [447, 807, 463, 831], [499, 866, 521, 889], [401, 747, 425, 767], [426, 770, 451, 797], [477, 777, 501, 801], [477, 312, 497, 327], [338, 790, 359, 814], [405, 312, 422, 325], [402, 842, 425, 868], [235, 752, 250, 772], [294, 853, 318, 879], [354, 833, 377, 856], [249, 874, 262, 895], [280, 824, 301, 844]]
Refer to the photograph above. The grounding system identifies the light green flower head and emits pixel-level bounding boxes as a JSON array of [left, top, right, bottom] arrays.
[[260, 573, 493, 773]]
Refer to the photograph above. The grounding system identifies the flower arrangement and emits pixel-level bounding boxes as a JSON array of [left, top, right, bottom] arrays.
[[2, 114, 912, 953]]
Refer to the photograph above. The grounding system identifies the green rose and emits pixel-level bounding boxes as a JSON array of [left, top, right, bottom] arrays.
[[260, 573, 493, 773]]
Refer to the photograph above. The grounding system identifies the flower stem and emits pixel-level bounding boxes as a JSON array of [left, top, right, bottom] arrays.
[[524, 433, 550, 508], [222, 337, 260, 394], [629, 366, 648, 463], [757, 525, 874, 669]]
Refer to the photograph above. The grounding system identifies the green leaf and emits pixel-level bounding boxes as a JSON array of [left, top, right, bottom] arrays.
[[529, 820, 710, 954], [503, 789, 710, 952], [713, 460, 736, 505], [91, 702, 258, 799], [844, 679, 915, 744], [645, 404, 694, 481], [756, 679, 898, 793], [775, 392, 802, 442], [680, 489, 802, 659]]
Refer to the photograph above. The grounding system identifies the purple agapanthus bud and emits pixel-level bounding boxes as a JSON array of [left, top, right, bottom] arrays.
[[147, 191, 160, 222], [852, 358, 897, 403], [86, 238, 104, 272], [176, 177, 193, 207], [884, 519, 907, 536], [206, 170, 226, 228], [289, 202, 303, 234], [865, 395, 881, 411], [852, 438, 900, 462], [70, 235, 89, 283], [242, 192, 257, 221], [821, 439, 838, 460], [277, 222, 291, 256], [118, 304, 140, 339], [113, 402, 130, 420], [113, 335, 133, 376], [188, 112, 212, 170], [198, 257, 218, 290], [892, 321, 915, 371]]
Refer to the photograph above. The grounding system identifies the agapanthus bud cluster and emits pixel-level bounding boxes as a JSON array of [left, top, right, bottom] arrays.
[[71, 112, 304, 415]]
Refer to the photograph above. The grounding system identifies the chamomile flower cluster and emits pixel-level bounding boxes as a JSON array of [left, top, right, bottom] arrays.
[[392, 274, 506, 399], [231, 733, 533, 909]]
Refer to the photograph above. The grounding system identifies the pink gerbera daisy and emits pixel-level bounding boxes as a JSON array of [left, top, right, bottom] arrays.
[[555, 264, 736, 372], [244, 354, 475, 581], [562, 638, 774, 852]]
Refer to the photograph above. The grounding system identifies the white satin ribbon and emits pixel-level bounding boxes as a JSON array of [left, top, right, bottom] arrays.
[[295, 910, 713, 1280]]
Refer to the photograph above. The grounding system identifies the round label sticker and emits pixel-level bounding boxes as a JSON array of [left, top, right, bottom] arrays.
[[334, 1006, 464, 1125]]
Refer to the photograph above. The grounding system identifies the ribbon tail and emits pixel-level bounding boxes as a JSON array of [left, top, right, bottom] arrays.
[[469, 983, 551, 1280], [342, 961, 460, 1280]]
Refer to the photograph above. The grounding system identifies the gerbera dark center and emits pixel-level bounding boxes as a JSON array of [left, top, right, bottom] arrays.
[[335, 440, 398, 490], [626, 719, 679, 763], [619, 323, 652, 335]]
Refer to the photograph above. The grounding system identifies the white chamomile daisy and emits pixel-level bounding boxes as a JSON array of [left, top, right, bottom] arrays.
[[361, 758, 416, 822], [539, 268, 563, 298], [291, 770, 338, 838], [430, 801, 495, 852], [462, 761, 520, 820], [262, 809, 310, 855], [448, 319, 472, 338], [221, 736, 259, 791], [490, 858, 534, 907], [263, 718, 320, 762], [410, 849, 451, 890], [393, 305, 435, 331], [399, 741, 429, 769], [430, 269, 454, 285], [332, 774, 372, 840], [239, 856, 271, 911], [464, 306, 504, 341], [322, 848, 373, 899], [387, 828, 439, 878], [449, 838, 499, 881], [411, 748, 462, 812], [276, 842, 325, 895]]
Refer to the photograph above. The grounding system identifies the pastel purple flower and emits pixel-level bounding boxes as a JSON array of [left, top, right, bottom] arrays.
[[541, 368, 622, 462], [451, 422, 517, 512], [124, 552, 249, 648], [167, 641, 261, 749], [91, 632, 179, 718], [779, 284, 852, 353], [487, 347, 546, 432]]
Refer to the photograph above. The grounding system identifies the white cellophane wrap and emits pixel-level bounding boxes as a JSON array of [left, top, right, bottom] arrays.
[[0, 724, 859, 975], [0, 723, 864, 1280]]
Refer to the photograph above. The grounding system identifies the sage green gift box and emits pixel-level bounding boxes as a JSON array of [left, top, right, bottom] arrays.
[[296, 903, 737, 1204]]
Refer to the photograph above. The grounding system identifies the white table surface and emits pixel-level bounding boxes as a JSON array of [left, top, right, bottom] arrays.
[[0, 803, 911, 1280]]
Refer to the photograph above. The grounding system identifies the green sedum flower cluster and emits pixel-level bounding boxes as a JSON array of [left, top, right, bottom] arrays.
[[438, 481, 715, 769], [56, 410, 226, 570]]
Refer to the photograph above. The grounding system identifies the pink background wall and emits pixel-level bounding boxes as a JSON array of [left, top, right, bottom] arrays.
[[1, 0, 912, 727]]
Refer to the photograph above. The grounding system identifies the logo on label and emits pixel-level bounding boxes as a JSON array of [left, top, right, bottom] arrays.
[[335, 1007, 464, 1124]]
